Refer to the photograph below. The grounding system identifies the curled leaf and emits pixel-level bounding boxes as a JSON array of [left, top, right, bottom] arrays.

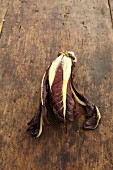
[[27, 51, 101, 138]]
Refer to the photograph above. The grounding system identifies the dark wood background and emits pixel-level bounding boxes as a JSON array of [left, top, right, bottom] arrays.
[[0, 0, 113, 170]]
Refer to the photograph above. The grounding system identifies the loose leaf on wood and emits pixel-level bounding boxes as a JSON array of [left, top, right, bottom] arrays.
[[27, 51, 101, 138]]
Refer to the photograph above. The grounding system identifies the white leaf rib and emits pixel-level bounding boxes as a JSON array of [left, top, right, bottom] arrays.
[[62, 56, 72, 119]]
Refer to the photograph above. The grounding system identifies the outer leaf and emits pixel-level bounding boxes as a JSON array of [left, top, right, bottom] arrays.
[[41, 68, 50, 125], [27, 103, 42, 138], [71, 84, 101, 129], [27, 68, 49, 138]]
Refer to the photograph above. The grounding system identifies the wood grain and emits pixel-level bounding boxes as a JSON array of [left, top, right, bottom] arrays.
[[0, 0, 113, 170]]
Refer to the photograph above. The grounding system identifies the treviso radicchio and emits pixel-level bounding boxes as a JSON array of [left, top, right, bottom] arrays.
[[27, 51, 101, 138]]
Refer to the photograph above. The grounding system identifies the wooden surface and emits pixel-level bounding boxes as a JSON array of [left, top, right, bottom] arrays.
[[0, 0, 113, 170]]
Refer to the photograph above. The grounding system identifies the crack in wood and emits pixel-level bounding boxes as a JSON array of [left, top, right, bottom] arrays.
[[0, 3, 9, 37], [108, 0, 113, 28]]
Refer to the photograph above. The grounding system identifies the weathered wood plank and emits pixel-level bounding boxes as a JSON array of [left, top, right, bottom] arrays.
[[0, 0, 113, 170]]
